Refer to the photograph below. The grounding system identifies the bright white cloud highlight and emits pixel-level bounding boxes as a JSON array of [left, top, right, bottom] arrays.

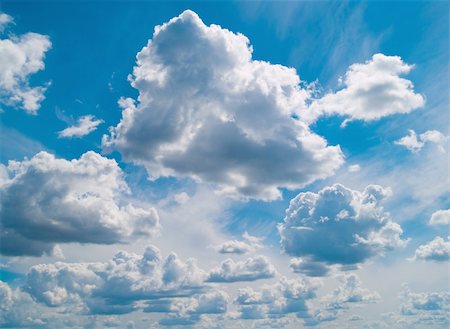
[[429, 209, 450, 226], [58, 115, 104, 138], [0, 14, 51, 113], [279, 184, 407, 274], [0, 151, 159, 256], [308, 53, 424, 125], [395, 129, 446, 153], [413, 236, 450, 262], [102, 10, 343, 201]]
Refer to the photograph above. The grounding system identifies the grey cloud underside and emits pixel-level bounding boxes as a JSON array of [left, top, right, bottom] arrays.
[[103, 10, 343, 201], [0, 151, 159, 256]]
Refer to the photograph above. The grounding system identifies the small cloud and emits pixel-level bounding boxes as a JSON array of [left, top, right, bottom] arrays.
[[395, 129, 446, 153], [429, 209, 450, 226], [58, 115, 103, 138], [207, 256, 276, 282], [348, 164, 361, 172]]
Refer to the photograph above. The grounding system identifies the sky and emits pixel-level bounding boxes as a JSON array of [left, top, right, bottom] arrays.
[[0, 1, 449, 328]]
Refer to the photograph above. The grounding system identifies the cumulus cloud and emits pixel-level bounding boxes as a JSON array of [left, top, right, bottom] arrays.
[[0, 13, 51, 113], [400, 285, 450, 327], [58, 115, 104, 138], [307, 53, 424, 126], [323, 273, 380, 310], [102, 10, 343, 201], [207, 256, 276, 282], [25, 246, 207, 315], [395, 129, 447, 153], [0, 280, 49, 327], [146, 290, 228, 326], [279, 184, 407, 274], [429, 209, 450, 226], [216, 232, 263, 255], [0, 151, 159, 256], [235, 277, 318, 322], [412, 236, 450, 262]]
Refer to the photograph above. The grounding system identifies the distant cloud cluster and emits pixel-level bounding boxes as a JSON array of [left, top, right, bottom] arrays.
[[279, 184, 407, 275], [0, 12, 51, 113], [0, 151, 159, 256], [207, 256, 276, 282]]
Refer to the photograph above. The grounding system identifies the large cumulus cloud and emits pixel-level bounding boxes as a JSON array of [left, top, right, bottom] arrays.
[[0, 151, 159, 256], [102, 10, 343, 201], [279, 184, 407, 274], [0, 12, 51, 113]]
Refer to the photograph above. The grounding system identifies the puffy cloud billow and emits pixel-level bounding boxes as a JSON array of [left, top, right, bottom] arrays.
[[207, 256, 276, 283], [279, 184, 407, 274], [0, 151, 159, 256], [412, 236, 450, 262], [235, 277, 318, 321], [216, 232, 263, 255], [308, 53, 424, 126], [102, 10, 343, 201], [429, 209, 450, 226], [25, 245, 207, 315], [0, 12, 51, 113]]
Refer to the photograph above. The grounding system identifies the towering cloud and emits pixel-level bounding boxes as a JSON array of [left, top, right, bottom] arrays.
[[102, 10, 343, 201], [0, 151, 159, 256]]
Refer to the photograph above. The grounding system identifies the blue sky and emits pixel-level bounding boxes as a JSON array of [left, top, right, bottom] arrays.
[[0, 1, 449, 328]]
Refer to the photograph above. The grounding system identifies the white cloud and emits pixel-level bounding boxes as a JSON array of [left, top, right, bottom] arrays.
[[0, 12, 13, 32], [279, 184, 407, 274], [400, 285, 450, 327], [102, 10, 343, 201], [0, 151, 159, 256], [235, 277, 318, 321], [395, 129, 446, 153], [412, 236, 450, 262], [25, 246, 207, 315], [216, 232, 263, 255], [207, 256, 276, 282], [323, 273, 380, 310], [429, 209, 450, 226], [0, 15, 51, 113], [308, 53, 424, 126], [348, 164, 361, 173], [58, 115, 104, 138]]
